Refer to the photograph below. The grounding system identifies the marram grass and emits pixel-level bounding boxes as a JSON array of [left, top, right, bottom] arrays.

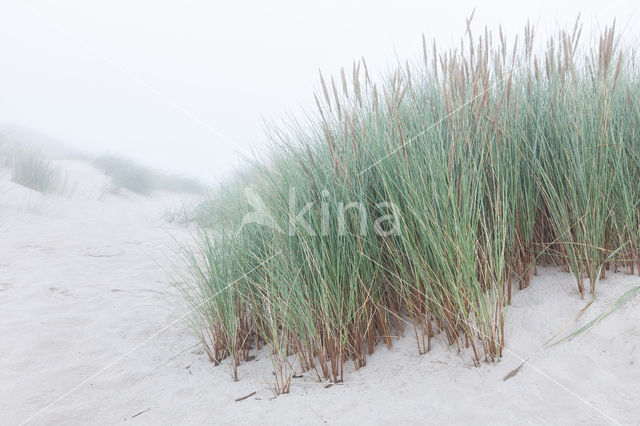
[[179, 18, 640, 392], [10, 148, 61, 193]]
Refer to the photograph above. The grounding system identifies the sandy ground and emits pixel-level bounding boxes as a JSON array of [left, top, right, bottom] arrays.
[[1, 161, 639, 425]]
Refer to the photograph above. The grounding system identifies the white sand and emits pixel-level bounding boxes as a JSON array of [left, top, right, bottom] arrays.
[[1, 161, 639, 425]]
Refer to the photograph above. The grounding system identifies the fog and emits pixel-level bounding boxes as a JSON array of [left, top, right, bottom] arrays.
[[0, 0, 637, 182]]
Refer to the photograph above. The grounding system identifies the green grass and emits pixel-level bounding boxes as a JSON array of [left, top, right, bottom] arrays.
[[10, 149, 61, 193], [180, 18, 640, 391], [94, 155, 207, 195]]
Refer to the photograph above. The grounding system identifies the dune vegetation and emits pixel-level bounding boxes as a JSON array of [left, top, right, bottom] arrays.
[[9, 148, 61, 193], [180, 18, 640, 393], [94, 154, 207, 195]]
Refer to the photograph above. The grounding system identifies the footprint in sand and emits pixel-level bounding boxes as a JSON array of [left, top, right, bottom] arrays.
[[22, 244, 55, 253], [81, 245, 124, 258], [49, 287, 72, 296]]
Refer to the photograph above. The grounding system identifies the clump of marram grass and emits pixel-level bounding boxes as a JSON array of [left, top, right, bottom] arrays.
[[165, 180, 249, 227], [94, 154, 207, 195], [180, 17, 640, 393], [10, 149, 61, 193]]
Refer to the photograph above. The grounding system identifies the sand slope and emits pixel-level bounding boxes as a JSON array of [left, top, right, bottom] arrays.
[[1, 161, 639, 425]]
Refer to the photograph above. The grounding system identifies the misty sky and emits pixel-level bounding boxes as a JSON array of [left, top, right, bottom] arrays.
[[1, 1, 638, 182]]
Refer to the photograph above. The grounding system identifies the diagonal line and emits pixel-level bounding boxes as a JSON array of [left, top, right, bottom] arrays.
[[358, 68, 515, 176], [358, 251, 621, 426], [11, 4, 626, 424], [361, 10, 640, 179], [14, 0, 235, 146], [18, 250, 282, 426]]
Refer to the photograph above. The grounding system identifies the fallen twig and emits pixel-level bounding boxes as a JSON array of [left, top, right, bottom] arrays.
[[235, 391, 256, 402], [130, 408, 150, 419]]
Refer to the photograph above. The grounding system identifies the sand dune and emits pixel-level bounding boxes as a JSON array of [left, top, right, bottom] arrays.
[[1, 161, 639, 425]]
